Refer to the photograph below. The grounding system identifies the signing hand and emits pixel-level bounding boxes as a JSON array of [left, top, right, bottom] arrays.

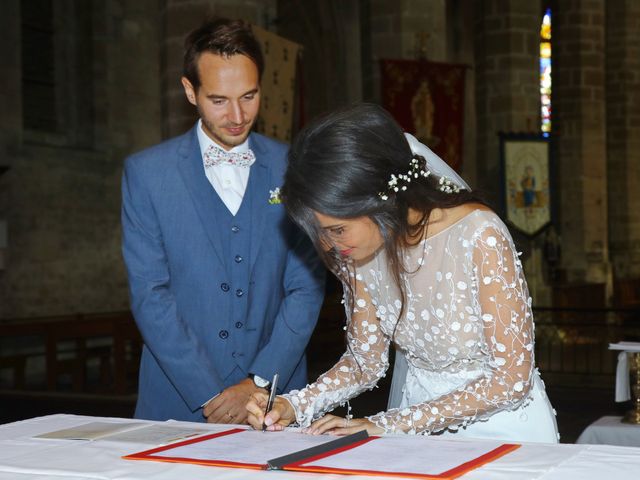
[[204, 378, 262, 424], [246, 391, 296, 431], [303, 414, 384, 436]]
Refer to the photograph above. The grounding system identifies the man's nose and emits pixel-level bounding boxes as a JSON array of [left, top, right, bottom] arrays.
[[228, 102, 244, 124]]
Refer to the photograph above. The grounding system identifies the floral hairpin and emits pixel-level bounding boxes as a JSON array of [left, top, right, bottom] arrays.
[[438, 176, 462, 194], [378, 156, 461, 201]]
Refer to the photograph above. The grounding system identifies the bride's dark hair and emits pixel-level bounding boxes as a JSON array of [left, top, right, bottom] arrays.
[[282, 103, 486, 327]]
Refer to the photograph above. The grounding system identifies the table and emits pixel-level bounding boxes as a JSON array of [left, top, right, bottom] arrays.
[[1, 414, 640, 479], [576, 415, 640, 447]]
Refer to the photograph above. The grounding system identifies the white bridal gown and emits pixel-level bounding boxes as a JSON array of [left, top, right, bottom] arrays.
[[284, 210, 559, 443]]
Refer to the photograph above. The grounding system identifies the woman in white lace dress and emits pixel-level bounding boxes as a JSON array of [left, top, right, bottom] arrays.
[[246, 104, 559, 443]]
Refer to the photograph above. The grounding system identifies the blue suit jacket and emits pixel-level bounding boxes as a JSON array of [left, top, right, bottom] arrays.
[[121, 126, 325, 421]]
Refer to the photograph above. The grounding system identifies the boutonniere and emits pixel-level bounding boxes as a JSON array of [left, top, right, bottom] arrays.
[[268, 187, 282, 205]]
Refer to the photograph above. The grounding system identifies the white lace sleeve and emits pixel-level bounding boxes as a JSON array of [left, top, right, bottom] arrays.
[[368, 224, 535, 434], [282, 272, 391, 427]]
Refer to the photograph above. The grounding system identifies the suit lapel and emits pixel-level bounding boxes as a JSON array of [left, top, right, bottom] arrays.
[[177, 127, 227, 270], [248, 135, 271, 273]]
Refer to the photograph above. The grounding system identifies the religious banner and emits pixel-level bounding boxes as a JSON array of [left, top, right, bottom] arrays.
[[252, 25, 301, 143], [500, 133, 552, 236], [380, 59, 466, 172]]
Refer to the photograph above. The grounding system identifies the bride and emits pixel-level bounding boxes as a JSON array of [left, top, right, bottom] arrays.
[[246, 103, 559, 443]]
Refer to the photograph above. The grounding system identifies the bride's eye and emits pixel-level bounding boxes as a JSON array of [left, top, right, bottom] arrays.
[[330, 227, 345, 237]]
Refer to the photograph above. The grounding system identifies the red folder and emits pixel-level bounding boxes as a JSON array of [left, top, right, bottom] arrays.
[[124, 428, 519, 479]]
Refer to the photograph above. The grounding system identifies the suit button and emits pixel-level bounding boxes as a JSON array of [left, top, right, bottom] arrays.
[[234, 255, 243, 263], [221, 283, 230, 292], [219, 330, 229, 339], [231, 225, 240, 233], [235, 289, 244, 297], [235, 321, 243, 329], [231, 351, 237, 358]]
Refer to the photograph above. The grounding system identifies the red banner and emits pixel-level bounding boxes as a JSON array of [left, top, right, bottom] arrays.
[[380, 59, 466, 172]]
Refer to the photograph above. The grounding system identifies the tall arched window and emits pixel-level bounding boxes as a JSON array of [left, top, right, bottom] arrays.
[[540, 8, 552, 136]]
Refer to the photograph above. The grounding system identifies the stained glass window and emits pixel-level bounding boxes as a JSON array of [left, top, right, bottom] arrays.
[[540, 8, 552, 136]]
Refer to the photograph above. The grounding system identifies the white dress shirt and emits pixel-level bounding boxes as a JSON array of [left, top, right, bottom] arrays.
[[196, 119, 252, 216]]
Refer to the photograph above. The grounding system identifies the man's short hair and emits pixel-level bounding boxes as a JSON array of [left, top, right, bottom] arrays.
[[183, 17, 264, 89]]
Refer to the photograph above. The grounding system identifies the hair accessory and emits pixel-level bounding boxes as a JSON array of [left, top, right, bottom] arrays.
[[438, 176, 462, 194], [378, 156, 431, 201], [377, 133, 470, 201]]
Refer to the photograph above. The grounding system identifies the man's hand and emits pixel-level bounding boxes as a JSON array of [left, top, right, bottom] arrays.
[[204, 378, 264, 424]]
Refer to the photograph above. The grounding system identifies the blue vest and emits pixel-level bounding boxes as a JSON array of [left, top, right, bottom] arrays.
[[210, 178, 254, 373]]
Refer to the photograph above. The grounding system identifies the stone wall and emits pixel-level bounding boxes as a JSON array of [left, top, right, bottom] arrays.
[[0, 0, 162, 317], [606, 0, 640, 280], [367, 0, 447, 100], [276, 0, 363, 124], [1, 0, 639, 318]]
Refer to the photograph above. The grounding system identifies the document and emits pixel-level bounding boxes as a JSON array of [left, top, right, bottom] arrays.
[[35, 421, 208, 445], [125, 428, 350, 469], [35, 421, 145, 441], [291, 435, 519, 478], [124, 428, 519, 479], [100, 424, 209, 445]]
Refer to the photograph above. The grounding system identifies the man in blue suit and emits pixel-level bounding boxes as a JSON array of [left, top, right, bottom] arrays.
[[121, 18, 325, 423]]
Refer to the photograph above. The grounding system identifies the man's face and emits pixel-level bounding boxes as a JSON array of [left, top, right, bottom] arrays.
[[182, 52, 260, 151]]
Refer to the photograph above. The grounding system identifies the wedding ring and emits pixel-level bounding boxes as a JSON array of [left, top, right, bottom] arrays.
[[226, 412, 235, 420]]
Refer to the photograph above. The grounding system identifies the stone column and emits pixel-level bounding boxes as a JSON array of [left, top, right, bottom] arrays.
[[161, 0, 277, 139], [473, 1, 548, 304], [473, 0, 541, 203], [553, 0, 611, 288], [606, 0, 640, 280]]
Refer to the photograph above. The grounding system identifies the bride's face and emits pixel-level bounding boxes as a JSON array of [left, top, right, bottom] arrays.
[[314, 212, 384, 262]]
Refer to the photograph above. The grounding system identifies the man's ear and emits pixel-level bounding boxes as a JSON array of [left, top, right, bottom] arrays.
[[181, 77, 197, 106]]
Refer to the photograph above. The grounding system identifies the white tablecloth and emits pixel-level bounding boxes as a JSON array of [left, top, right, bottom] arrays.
[[576, 415, 640, 447], [1, 414, 640, 480]]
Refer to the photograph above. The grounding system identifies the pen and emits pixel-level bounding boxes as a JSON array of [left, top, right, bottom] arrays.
[[262, 373, 279, 432]]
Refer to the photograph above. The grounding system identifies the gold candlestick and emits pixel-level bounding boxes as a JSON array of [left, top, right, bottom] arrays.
[[622, 352, 640, 424]]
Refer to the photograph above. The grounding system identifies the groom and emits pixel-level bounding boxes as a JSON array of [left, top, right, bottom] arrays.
[[121, 18, 325, 423]]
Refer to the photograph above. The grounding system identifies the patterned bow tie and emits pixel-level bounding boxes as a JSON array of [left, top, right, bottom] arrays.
[[203, 144, 256, 168]]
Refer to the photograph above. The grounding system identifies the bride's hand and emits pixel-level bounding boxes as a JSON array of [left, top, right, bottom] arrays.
[[246, 393, 296, 431], [302, 414, 384, 436]]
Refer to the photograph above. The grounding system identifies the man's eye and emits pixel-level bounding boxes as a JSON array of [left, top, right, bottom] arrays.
[[212, 99, 225, 105], [243, 93, 255, 100]]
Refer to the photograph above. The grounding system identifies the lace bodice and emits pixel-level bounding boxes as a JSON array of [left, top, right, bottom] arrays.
[[284, 210, 538, 435]]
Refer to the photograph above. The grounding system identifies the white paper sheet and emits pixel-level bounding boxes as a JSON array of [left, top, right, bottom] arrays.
[[101, 425, 209, 445], [34, 421, 144, 440], [146, 429, 342, 465], [300, 435, 512, 476]]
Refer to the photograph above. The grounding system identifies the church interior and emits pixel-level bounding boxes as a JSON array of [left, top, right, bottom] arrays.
[[0, 0, 639, 444]]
